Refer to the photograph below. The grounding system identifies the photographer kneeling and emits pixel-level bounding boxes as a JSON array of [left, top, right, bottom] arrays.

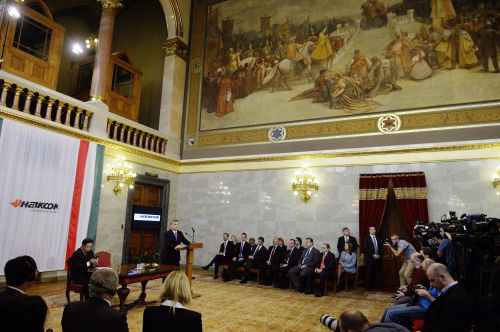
[[380, 259, 440, 329], [384, 235, 417, 287], [320, 309, 409, 332]]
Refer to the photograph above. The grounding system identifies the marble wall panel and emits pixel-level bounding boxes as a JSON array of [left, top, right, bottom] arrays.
[[178, 159, 500, 266]]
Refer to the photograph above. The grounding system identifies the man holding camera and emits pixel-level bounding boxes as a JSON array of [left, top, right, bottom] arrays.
[[437, 226, 455, 275], [384, 235, 417, 286], [394, 253, 430, 304], [320, 309, 410, 332]]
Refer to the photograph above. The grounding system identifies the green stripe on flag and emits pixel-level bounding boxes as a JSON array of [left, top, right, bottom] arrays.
[[87, 144, 104, 246]]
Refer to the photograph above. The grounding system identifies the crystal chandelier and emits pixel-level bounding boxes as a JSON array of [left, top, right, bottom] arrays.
[[106, 156, 136, 195], [291, 168, 319, 203]]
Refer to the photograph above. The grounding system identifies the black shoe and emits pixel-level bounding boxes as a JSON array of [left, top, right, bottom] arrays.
[[265, 283, 272, 286], [259, 282, 265, 285], [213, 275, 218, 279], [315, 292, 323, 297], [202, 265, 210, 270], [240, 279, 247, 284], [298, 288, 305, 293], [305, 289, 313, 295], [223, 278, 230, 282]]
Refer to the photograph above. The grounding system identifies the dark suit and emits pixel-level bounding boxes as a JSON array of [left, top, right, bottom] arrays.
[[61, 297, 128, 332], [363, 234, 382, 290], [422, 283, 472, 332], [212, 241, 235, 277], [161, 229, 190, 266], [261, 245, 286, 285], [143, 305, 202, 332], [0, 287, 25, 308], [336, 236, 358, 256], [276, 247, 300, 288], [225, 241, 251, 280], [68, 248, 95, 285], [289, 247, 321, 291], [242, 245, 267, 281], [310, 251, 336, 295], [296, 245, 305, 256]]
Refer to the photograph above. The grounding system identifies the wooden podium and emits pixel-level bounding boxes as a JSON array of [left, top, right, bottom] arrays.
[[179, 243, 203, 294]]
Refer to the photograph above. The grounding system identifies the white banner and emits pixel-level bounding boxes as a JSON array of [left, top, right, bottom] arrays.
[[0, 119, 96, 273]]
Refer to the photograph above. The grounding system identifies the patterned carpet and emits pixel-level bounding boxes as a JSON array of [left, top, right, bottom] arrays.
[[37, 269, 394, 332]]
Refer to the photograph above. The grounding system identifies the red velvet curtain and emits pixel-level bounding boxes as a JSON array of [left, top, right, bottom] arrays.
[[359, 175, 390, 252], [391, 172, 429, 246]]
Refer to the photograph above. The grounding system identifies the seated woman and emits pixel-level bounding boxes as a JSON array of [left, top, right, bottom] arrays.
[[337, 242, 357, 285], [143, 271, 202, 332]]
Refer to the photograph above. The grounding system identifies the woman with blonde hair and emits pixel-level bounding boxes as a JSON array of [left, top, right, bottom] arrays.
[[143, 271, 202, 331]]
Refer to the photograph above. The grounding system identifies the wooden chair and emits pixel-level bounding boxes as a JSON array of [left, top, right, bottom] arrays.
[[95, 251, 111, 267], [65, 259, 85, 303]]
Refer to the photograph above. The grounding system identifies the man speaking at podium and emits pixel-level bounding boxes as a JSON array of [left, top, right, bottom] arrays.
[[161, 219, 191, 266]]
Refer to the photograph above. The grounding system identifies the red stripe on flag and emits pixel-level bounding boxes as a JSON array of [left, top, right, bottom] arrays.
[[65, 141, 90, 268]]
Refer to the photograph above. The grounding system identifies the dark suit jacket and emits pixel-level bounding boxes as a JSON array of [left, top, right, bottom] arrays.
[[267, 245, 286, 265], [296, 245, 305, 256], [363, 235, 382, 263], [61, 297, 128, 332], [219, 241, 235, 260], [234, 241, 251, 261], [282, 247, 300, 267], [143, 305, 202, 332], [316, 251, 336, 278], [0, 287, 25, 308], [422, 283, 472, 332], [298, 247, 321, 270], [68, 248, 95, 284], [337, 236, 358, 256], [250, 245, 268, 264], [161, 230, 191, 265]]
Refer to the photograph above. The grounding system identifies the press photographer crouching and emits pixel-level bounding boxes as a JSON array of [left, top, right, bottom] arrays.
[[393, 254, 430, 305], [380, 259, 439, 329], [320, 310, 409, 332], [383, 235, 417, 287]]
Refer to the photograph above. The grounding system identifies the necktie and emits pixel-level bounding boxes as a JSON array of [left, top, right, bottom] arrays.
[[302, 249, 311, 264], [254, 246, 259, 256], [174, 231, 177, 241], [269, 246, 276, 260], [240, 242, 244, 258], [320, 253, 326, 269], [223, 241, 227, 255], [345, 236, 349, 243], [372, 236, 378, 254], [286, 248, 293, 264]]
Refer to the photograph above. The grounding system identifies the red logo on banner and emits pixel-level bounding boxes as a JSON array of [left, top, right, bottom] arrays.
[[10, 199, 22, 208]]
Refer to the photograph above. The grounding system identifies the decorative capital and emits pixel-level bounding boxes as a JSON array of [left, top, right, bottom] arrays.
[[97, 0, 123, 10], [163, 37, 188, 61]]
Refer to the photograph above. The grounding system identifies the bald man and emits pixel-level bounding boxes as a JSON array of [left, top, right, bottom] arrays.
[[422, 263, 472, 332]]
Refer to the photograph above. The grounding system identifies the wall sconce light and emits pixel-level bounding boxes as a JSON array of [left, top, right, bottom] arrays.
[[493, 166, 500, 195], [85, 35, 99, 50], [291, 168, 319, 203], [105, 156, 136, 195]]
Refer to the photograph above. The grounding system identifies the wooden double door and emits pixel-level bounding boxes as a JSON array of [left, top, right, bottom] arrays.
[[129, 183, 162, 258]]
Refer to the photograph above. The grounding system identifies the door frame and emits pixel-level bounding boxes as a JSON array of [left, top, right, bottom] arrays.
[[121, 174, 170, 264]]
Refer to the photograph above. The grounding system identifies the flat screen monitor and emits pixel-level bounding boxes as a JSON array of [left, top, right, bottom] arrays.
[[132, 205, 161, 230]]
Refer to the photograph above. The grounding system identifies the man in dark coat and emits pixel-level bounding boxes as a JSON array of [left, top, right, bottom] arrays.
[[312, 243, 336, 297], [240, 236, 267, 284], [478, 21, 500, 72], [362, 226, 382, 290], [337, 227, 358, 257], [288, 237, 321, 293], [68, 238, 98, 299], [275, 239, 300, 289], [161, 219, 191, 266], [62, 269, 128, 332], [422, 263, 472, 332], [0, 256, 38, 307]]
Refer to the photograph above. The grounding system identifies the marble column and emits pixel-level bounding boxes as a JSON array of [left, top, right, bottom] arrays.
[[158, 37, 188, 158], [89, 0, 123, 103]]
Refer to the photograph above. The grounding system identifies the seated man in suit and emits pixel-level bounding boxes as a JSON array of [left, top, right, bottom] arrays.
[[312, 243, 336, 297], [0, 256, 38, 307], [422, 263, 472, 332], [260, 237, 286, 286], [68, 238, 98, 299], [275, 239, 300, 289], [161, 219, 191, 266], [240, 236, 267, 284], [223, 233, 250, 282], [202, 233, 234, 279], [295, 237, 305, 256], [289, 237, 320, 293], [337, 227, 358, 257], [143, 271, 202, 332], [62, 268, 129, 332]]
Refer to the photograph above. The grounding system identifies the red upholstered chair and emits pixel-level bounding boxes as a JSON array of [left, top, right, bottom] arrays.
[[411, 318, 424, 332], [95, 251, 111, 267], [65, 259, 85, 303]]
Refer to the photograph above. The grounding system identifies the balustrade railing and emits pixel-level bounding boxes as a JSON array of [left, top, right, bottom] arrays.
[[0, 70, 167, 155]]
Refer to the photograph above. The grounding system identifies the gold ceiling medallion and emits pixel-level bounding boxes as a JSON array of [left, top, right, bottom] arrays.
[[292, 168, 319, 203], [97, 0, 123, 10], [268, 125, 286, 142], [377, 114, 401, 134], [163, 37, 188, 61]]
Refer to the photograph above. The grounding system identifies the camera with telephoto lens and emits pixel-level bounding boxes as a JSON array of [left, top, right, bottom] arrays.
[[320, 314, 340, 332]]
